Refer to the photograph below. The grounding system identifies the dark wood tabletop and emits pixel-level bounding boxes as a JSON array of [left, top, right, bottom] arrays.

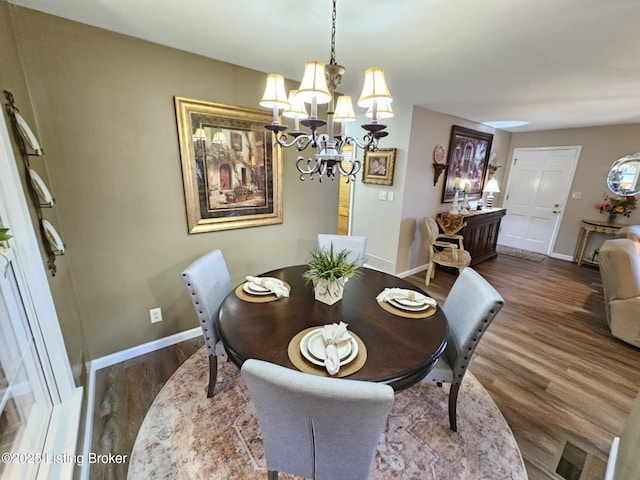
[[217, 265, 448, 391]]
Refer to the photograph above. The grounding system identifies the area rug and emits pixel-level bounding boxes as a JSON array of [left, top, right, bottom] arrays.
[[496, 245, 546, 262], [128, 347, 527, 480]]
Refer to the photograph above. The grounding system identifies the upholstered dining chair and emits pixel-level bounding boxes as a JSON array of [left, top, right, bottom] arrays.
[[424, 217, 471, 286], [317, 233, 367, 265], [181, 249, 232, 397], [422, 267, 504, 431], [241, 359, 394, 480]]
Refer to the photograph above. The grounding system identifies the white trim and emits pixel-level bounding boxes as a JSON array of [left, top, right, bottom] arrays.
[[90, 327, 201, 371], [79, 326, 202, 480], [604, 436, 620, 480], [549, 252, 573, 262], [396, 264, 428, 278]]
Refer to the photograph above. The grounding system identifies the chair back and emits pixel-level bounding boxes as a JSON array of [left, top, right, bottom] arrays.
[[317, 234, 367, 265], [241, 359, 394, 480], [423, 217, 439, 248], [442, 267, 504, 384], [181, 249, 232, 356], [437, 213, 467, 235]]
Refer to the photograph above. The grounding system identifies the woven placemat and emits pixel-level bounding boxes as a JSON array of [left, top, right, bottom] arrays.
[[234, 281, 291, 303], [376, 300, 437, 319], [287, 327, 367, 378]]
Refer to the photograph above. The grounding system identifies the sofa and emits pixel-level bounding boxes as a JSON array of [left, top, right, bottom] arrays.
[[598, 226, 640, 347]]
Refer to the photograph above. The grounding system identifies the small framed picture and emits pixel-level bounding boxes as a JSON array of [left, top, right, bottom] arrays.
[[362, 148, 396, 185]]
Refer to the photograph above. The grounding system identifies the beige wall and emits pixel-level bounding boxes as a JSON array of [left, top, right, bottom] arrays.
[[0, 1, 88, 382], [8, 6, 338, 359], [507, 125, 640, 257]]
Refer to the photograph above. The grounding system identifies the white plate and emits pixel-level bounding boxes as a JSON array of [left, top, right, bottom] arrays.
[[15, 112, 43, 155], [42, 220, 64, 253], [300, 329, 358, 367], [389, 298, 430, 312], [306, 330, 352, 361], [394, 296, 429, 308], [28, 168, 54, 207], [242, 282, 272, 295]]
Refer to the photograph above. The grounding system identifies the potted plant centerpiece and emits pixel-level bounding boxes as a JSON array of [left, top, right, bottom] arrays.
[[303, 245, 361, 305]]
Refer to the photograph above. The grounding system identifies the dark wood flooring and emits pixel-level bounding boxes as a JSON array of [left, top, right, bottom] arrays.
[[89, 254, 640, 480]]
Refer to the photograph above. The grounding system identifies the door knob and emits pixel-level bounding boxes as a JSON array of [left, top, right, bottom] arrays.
[[552, 203, 561, 214]]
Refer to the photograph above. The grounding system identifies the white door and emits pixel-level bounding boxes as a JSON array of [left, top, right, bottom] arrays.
[[498, 146, 581, 254]]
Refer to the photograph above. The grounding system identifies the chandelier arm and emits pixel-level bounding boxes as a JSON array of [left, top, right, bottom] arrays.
[[336, 158, 361, 183], [296, 155, 322, 181], [275, 133, 314, 151]]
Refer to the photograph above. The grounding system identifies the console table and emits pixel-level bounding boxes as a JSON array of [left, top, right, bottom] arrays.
[[439, 208, 506, 266], [573, 219, 629, 267]]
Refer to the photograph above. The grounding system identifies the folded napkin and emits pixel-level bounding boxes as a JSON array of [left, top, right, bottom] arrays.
[[245, 276, 290, 297], [322, 322, 351, 375], [375, 288, 437, 307]]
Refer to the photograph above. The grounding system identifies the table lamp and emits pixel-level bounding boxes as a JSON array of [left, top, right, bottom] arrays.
[[483, 178, 500, 207]]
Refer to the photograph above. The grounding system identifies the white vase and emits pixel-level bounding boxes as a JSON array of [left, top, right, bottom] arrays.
[[313, 277, 348, 305]]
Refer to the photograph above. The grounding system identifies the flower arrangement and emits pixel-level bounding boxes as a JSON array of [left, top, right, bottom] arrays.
[[595, 193, 637, 222]]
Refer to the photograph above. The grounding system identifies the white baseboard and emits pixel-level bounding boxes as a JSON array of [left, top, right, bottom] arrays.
[[549, 252, 573, 261], [397, 264, 428, 278], [79, 327, 202, 480]]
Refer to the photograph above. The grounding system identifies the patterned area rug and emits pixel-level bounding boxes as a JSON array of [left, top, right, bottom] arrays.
[[496, 245, 547, 262], [128, 347, 527, 479]]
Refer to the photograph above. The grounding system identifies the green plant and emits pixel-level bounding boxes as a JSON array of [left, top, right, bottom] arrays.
[[302, 245, 361, 292], [0, 225, 11, 243]]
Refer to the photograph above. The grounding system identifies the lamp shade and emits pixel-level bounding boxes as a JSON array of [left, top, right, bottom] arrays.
[[282, 90, 308, 119], [483, 178, 501, 193], [211, 131, 227, 145], [366, 98, 394, 119], [357, 67, 392, 108], [296, 61, 332, 105], [193, 127, 207, 141], [333, 96, 356, 123], [260, 74, 289, 109]]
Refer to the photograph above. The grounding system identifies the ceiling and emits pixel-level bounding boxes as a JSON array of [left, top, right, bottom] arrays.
[[9, 0, 640, 132]]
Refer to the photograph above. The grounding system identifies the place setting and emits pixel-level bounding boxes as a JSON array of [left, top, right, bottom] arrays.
[[376, 287, 438, 318], [234, 275, 291, 303], [287, 321, 367, 378]]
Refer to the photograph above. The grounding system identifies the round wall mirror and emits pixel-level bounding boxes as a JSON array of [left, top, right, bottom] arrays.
[[607, 152, 640, 196]]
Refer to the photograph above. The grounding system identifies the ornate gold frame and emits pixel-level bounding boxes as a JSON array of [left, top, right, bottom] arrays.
[[175, 97, 282, 233], [362, 148, 396, 185]]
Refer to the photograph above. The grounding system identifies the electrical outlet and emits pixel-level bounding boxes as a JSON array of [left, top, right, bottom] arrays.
[[149, 307, 162, 323]]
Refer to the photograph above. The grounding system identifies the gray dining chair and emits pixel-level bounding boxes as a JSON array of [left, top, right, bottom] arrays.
[[317, 234, 367, 265], [422, 267, 504, 431], [241, 359, 394, 480], [181, 249, 232, 397]]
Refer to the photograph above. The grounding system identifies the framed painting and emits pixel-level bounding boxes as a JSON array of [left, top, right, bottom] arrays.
[[362, 148, 396, 185], [174, 96, 282, 233], [441, 126, 493, 203]]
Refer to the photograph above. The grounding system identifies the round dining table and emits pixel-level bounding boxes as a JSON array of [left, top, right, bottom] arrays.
[[217, 265, 448, 391]]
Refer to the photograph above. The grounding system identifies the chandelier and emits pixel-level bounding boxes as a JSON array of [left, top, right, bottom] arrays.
[[259, 0, 393, 182]]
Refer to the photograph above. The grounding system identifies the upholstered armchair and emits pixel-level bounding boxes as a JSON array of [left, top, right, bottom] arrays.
[[599, 236, 640, 348]]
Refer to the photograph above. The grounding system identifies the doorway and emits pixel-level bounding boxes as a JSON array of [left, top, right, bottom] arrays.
[[498, 146, 581, 254], [337, 146, 356, 235]]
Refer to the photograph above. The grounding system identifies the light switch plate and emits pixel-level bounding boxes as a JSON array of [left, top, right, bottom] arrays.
[[378, 191, 387, 201]]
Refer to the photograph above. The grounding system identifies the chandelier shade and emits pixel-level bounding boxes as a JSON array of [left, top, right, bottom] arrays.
[[282, 90, 309, 120], [357, 67, 393, 108], [296, 61, 332, 105], [333, 95, 357, 123], [259, 74, 289, 110], [366, 98, 394, 119]]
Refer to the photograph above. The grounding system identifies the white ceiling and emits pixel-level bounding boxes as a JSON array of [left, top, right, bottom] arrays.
[[9, 0, 640, 132]]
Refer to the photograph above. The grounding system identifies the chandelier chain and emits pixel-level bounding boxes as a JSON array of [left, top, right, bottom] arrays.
[[330, 0, 337, 65]]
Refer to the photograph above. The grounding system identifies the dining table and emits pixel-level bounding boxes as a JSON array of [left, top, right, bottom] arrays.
[[217, 265, 448, 391]]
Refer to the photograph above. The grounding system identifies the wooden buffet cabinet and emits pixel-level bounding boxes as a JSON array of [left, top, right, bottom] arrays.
[[439, 208, 506, 266]]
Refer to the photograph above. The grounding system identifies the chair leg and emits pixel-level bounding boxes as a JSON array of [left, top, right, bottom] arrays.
[[268, 471, 279, 480], [448, 383, 460, 432], [425, 262, 434, 286], [207, 355, 218, 398]]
